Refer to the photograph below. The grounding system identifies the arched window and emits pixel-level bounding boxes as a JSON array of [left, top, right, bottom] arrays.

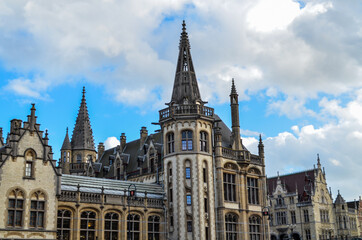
[[57, 209, 72, 240], [200, 131, 208, 152], [225, 213, 238, 240], [25, 150, 35, 178], [76, 154, 82, 163], [80, 211, 96, 240], [29, 191, 46, 228], [181, 130, 193, 151], [167, 133, 175, 153], [249, 216, 261, 240], [105, 212, 119, 240], [247, 178, 259, 204], [7, 188, 25, 227], [148, 215, 160, 240], [127, 214, 140, 240]]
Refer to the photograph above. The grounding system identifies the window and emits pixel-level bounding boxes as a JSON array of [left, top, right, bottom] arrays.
[[204, 198, 208, 213], [169, 188, 173, 202], [203, 167, 207, 183], [185, 167, 191, 179], [182, 130, 193, 151], [200, 131, 208, 152], [63, 152, 66, 162], [77, 154, 82, 163], [291, 211, 296, 224], [247, 178, 259, 204], [57, 209, 71, 240], [289, 197, 294, 204], [148, 215, 160, 240], [277, 195, 284, 206], [29, 191, 46, 228], [80, 211, 96, 240], [186, 194, 192, 205], [25, 150, 35, 177], [225, 214, 237, 240], [304, 209, 309, 223], [187, 221, 192, 232], [276, 212, 287, 225], [320, 210, 329, 223], [167, 133, 175, 153], [104, 212, 119, 240], [269, 214, 273, 226], [305, 229, 311, 240], [223, 173, 236, 202], [7, 188, 24, 227], [249, 216, 261, 240], [150, 158, 155, 173], [127, 214, 140, 240], [170, 215, 174, 227]]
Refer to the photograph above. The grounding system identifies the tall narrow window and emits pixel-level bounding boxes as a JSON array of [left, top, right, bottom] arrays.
[[304, 209, 309, 223], [276, 212, 287, 225], [169, 188, 173, 202], [305, 229, 311, 240], [25, 150, 35, 178], [104, 212, 119, 240], [204, 198, 208, 213], [249, 216, 261, 240], [291, 211, 296, 224], [57, 209, 71, 240], [77, 154, 82, 163], [7, 188, 24, 227], [247, 178, 259, 204], [187, 221, 192, 232], [200, 131, 208, 152], [167, 133, 175, 153], [127, 214, 140, 240], [203, 167, 207, 183], [225, 214, 237, 240], [186, 194, 192, 205], [223, 173, 236, 202], [148, 215, 160, 240], [80, 211, 96, 240], [29, 191, 46, 228], [182, 130, 193, 151], [185, 167, 191, 179]]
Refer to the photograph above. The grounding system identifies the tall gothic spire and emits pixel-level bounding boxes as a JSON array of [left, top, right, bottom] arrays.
[[170, 20, 202, 105], [71, 87, 95, 151]]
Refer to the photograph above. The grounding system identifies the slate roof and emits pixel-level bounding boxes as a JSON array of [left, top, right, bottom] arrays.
[[267, 169, 316, 195], [335, 190, 346, 205], [61, 174, 164, 199], [71, 87, 95, 151], [170, 21, 202, 105], [347, 200, 359, 209]]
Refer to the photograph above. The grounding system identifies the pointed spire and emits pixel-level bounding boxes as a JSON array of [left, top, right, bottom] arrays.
[[61, 127, 71, 150], [71, 87, 96, 151], [28, 103, 37, 131], [317, 153, 321, 168], [258, 134, 264, 158], [170, 21, 202, 105], [231, 78, 237, 95]]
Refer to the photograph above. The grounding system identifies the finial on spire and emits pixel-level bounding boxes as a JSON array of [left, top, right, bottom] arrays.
[[45, 129, 49, 138], [182, 20, 186, 32], [66, 127, 68, 134], [231, 78, 237, 95], [82, 86, 86, 100], [317, 153, 321, 167], [259, 134, 262, 143]]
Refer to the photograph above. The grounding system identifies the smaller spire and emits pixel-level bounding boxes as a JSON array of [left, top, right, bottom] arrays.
[[182, 20, 186, 32], [61, 127, 71, 150], [82, 86, 86, 100], [317, 153, 321, 168], [231, 78, 237, 95], [28, 103, 37, 131]]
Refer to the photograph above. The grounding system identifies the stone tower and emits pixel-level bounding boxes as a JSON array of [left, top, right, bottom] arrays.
[[61, 87, 97, 175], [160, 21, 216, 240]]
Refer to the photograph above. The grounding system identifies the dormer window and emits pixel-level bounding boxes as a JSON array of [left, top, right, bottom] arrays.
[[24, 150, 35, 178]]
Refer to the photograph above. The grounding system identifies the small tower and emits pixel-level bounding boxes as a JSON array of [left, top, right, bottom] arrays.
[[230, 79, 242, 150], [60, 128, 71, 174], [258, 134, 265, 161]]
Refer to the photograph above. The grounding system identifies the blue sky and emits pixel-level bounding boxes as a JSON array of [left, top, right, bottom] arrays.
[[0, 0, 362, 200]]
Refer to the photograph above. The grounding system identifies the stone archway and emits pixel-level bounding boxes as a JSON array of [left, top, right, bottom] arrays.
[[280, 233, 288, 240], [271, 234, 277, 240], [291, 232, 301, 240]]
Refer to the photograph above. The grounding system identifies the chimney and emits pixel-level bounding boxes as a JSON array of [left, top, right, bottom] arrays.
[[120, 133, 126, 151], [140, 127, 148, 148], [98, 142, 105, 158]]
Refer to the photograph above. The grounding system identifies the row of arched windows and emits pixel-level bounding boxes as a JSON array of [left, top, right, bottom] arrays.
[[57, 210, 161, 240], [225, 214, 262, 240], [7, 188, 46, 229], [166, 130, 209, 153]]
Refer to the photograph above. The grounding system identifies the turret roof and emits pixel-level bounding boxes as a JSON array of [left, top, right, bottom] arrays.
[[61, 128, 71, 150]]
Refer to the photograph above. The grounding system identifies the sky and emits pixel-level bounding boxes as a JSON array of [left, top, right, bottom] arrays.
[[0, 0, 361, 201]]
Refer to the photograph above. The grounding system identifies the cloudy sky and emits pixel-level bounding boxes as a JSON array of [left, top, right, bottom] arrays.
[[0, 0, 361, 200]]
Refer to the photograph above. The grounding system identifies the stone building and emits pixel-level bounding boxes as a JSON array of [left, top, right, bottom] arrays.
[[267, 156, 360, 240], [0, 21, 269, 240]]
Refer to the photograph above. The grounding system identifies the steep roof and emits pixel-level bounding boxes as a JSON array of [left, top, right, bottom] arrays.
[[61, 128, 71, 150], [71, 87, 95, 151], [267, 169, 316, 195], [170, 21, 202, 105], [335, 190, 346, 205]]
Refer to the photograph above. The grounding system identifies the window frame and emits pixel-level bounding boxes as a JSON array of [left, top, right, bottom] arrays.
[[104, 212, 119, 240], [225, 213, 238, 240], [80, 211, 97, 240], [148, 215, 160, 240], [249, 215, 261, 240], [223, 173, 236, 202], [247, 177, 259, 205], [181, 130, 193, 151], [57, 209, 72, 240], [199, 131, 208, 152], [167, 132, 175, 154], [127, 213, 140, 240], [7, 189, 25, 228]]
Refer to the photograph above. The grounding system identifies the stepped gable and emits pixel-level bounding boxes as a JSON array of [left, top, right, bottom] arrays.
[[170, 21, 202, 105], [267, 169, 315, 195], [71, 87, 95, 151]]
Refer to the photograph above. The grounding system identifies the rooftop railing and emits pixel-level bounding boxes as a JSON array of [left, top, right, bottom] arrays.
[[159, 104, 214, 121]]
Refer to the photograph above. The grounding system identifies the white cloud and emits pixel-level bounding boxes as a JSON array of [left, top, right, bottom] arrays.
[[4, 78, 50, 100], [104, 136, 119, 150]]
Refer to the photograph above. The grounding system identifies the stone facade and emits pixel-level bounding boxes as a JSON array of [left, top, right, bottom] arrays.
[[267, 157, 361, 240]]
